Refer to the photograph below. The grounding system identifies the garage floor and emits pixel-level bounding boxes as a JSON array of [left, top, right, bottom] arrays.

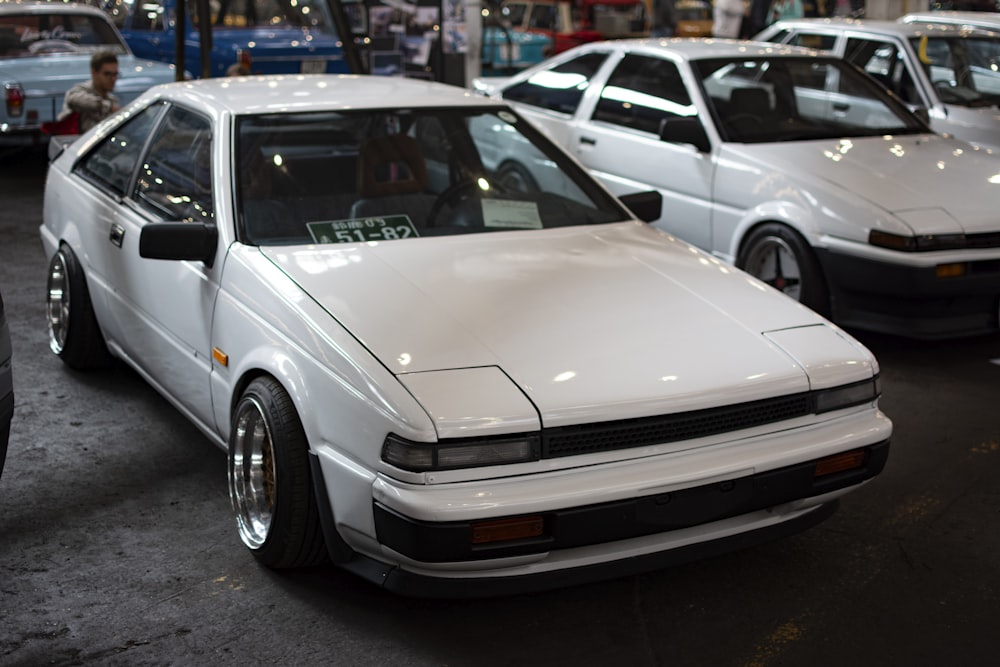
[[2, 146, 999, 666]]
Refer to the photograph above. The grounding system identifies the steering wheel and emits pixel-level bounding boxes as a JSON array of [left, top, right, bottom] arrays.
[[28, 39, 80, 55], [425, 179, 483, 227]]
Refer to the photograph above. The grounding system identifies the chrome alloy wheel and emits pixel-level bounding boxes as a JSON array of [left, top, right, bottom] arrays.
[[741, 234, 803, 302], [46, 250, 71, 355], [229, 396, 277, 550]]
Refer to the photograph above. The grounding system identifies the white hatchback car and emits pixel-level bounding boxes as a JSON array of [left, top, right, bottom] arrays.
[[754, 18, 1000, 151], [473, 39, 1000, 339], [41, 74, 891, 597]]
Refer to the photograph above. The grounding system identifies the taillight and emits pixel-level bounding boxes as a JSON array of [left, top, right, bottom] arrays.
[[4, 83, 24, 117], [237, 48, 252, 70]]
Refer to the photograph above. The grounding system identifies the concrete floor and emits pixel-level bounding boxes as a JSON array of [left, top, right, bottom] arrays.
[[1, 145, 999, 666]]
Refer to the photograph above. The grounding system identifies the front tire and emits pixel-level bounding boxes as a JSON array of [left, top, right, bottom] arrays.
[[737, 223, 830, 316], [228, 376, 327, 569], [46, 246, 112, 370]]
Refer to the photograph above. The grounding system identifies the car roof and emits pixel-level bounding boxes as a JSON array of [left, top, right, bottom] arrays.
[[146, 74, 506, 116], [767, 16, 1000, 38], [901, 11, 1000, 28], [0, 1, 108, 17], [563, 37, 825, 61]]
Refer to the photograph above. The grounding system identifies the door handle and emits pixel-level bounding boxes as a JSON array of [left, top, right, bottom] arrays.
[[579, 136, 597, 146], [109, 223, 125, 248]]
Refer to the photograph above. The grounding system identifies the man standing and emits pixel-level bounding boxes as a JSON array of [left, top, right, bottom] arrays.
[[60, 51, 121, 134], [713, 0, 746, 38]]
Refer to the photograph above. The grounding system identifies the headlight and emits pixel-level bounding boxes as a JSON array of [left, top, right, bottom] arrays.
[[869, 230, 967, 251], [382, 433, 541, 472], [814, 376, 880, 414]]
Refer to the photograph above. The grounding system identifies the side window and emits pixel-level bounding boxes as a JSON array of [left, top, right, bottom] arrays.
[[75, 102, 164, 196], [135, 106, 214, 222], [592, 55, 693, 134], [846, 38, 916, 101], [502, 52, 609, 114], [788, 32, 837, 51]]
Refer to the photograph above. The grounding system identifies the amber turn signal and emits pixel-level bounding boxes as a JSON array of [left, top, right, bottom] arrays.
[[471, 516, 544, 545], [814, 449, 866, 478]]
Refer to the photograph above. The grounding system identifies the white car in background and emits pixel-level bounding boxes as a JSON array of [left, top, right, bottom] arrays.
[[40, 74, 890, 597], [473, 39, 1000, 339], [754, 18, 1000, 151]]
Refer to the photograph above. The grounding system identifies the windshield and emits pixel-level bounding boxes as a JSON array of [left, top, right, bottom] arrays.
[[909, 35, 1000, 107], [0, 12, 126, 58], [235, 107, 630, 246], [693, 57, 928, 143]]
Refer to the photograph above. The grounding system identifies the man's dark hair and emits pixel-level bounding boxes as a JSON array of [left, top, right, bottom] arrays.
[[90, 50, 118, 72]]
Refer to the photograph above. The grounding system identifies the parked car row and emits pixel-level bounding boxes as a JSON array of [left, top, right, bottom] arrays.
[[16, 10, 1000, 598], [474, 35, 1000, 339]]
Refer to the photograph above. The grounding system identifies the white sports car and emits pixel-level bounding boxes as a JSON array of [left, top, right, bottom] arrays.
[[40, 75, 891, 597], [473, 39, 1000, 339]]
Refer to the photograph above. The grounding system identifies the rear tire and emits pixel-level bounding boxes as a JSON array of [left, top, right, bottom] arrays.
[[228, 376, 327, 569], [46, 246, 112, 370], [737, 223, 830, 317]]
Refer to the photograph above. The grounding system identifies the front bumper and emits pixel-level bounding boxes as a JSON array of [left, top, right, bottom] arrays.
[[816, 247, 1000, 339], [374, 441, 889, 564], [344, 500, 840, 598]]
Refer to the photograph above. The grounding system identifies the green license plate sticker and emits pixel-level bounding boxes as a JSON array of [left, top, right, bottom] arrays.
[[482, 200, 542, 229], [307, 216, 419, 244]]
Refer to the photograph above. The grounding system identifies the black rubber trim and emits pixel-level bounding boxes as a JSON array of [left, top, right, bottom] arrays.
[[374, 441, 889, 563], [308, 452, 356, 564], [814, 247, 1000, 338], [339, 501, 839, 599]]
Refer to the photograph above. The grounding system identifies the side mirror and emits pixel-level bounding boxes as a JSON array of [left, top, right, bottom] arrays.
[[619, 190, 662, 223], [659, 117, 711, 153], [139, 222, 218, 268]]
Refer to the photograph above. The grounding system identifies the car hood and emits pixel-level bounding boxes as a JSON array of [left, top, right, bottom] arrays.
[[262, 223, 874, 428], [729, 133, 1000, 234]]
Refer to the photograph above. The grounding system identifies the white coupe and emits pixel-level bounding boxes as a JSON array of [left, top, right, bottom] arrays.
[[473, 39, 1000, 340], [41, 75, 891, 597]]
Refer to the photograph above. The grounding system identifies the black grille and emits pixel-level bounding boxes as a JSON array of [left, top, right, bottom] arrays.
[[966, 232, 1000, 250], [542, 393, 813, 458]]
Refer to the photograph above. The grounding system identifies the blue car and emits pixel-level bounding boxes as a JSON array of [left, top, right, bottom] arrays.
[[102, 0, 350, 77], [480, 11, 552, 76], [0, 1, 179, 145]]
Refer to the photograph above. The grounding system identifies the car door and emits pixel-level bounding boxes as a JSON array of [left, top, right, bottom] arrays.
[[570, 52, 715, 250], [74, 102, 220, 427]]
